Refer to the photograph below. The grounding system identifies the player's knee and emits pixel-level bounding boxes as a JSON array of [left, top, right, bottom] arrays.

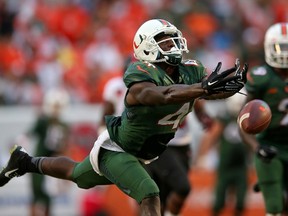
[[73, 175, 94, 189], [137, 178, 160, 203], [75, 181, 92, 189], [267, 205, 282, 215], [71, 162, 96, 189], [266, 202, 282, 215]]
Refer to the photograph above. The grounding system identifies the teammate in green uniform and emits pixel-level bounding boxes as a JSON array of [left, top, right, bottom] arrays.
[[0, 19, 247, 216], [198, 93, 249, 216], [29, 89, 70, 216], [240, 22, 288, 216]]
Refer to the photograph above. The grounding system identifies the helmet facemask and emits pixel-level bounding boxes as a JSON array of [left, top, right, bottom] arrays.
[[155, 34, 188, 65], [264, 23, 288, 68], [265, 41, 288, 68]]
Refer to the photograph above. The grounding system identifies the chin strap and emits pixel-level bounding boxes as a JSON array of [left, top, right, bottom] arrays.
[[151, 52, 182, 66], [164, 54, 182, 66]]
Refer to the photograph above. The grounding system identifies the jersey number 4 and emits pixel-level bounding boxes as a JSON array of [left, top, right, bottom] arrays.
[[158, 103, 190, 129]]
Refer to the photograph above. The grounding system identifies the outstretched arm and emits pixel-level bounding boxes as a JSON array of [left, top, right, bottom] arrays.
[[126, 59, 248, 106], [126, 82, 206, 105]]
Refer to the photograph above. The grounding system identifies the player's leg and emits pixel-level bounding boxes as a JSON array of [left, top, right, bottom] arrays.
[[213, 172, 228, 216], [234, 169, 248, 216], [145, 146, 191, 215], [0, 145, 75, 185], [98, 148, 161, 216], [35, 154, 113, 188], [165, 146, 191, 215], [72, 156, 112, 188], [0, 145, 111, 189], [0, 145, 45, 186], [31, 174, 51, 216], [145, 162, 168, 215], [255, 155, 283, 215]]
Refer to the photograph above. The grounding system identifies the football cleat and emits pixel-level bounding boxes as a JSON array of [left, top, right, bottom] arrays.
[[0, 145, 28, 187]]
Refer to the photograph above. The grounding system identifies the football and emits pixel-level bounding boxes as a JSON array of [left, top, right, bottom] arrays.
[[238, 99, 272, 134]]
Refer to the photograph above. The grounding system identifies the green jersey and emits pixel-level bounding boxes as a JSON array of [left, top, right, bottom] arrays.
[[105, 60, 206, 159], [245, 64, 288, 152], [30, 115, 69, 157]]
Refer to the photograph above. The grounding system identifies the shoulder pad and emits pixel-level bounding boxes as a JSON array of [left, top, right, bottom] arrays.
[[247, 65, 270, 86], [182, 59, 204, 67], [246, 65, 271, 94], [124, 61, 157, 87], [126, 61, 158, 75]]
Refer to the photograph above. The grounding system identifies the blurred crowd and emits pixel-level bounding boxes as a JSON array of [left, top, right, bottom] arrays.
[[0, 0, 287, 105]]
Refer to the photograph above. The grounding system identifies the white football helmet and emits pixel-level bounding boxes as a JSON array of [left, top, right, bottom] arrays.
[[264, 22, 288, 68], [43, 88, 69, 116], [133, 19, 188, 65]]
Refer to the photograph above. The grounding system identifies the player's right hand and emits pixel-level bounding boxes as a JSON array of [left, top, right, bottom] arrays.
[[256, 145, 277, 163]]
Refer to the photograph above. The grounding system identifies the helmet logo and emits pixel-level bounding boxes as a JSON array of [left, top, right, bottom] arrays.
[[158, 19, 171, 27], [281, 23, 287, 36], [134, 34, 144, 49]]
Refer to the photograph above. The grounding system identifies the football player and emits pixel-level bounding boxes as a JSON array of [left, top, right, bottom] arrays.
[[240, 22, 288, 216], [0, 19, 247, 216], [100, 55, 211, 216], [197, 93, 250, 216]]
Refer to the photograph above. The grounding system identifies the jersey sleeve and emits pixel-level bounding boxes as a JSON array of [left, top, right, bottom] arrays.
[[245, 65, 270, 98], [123, 62, 157, 88]]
